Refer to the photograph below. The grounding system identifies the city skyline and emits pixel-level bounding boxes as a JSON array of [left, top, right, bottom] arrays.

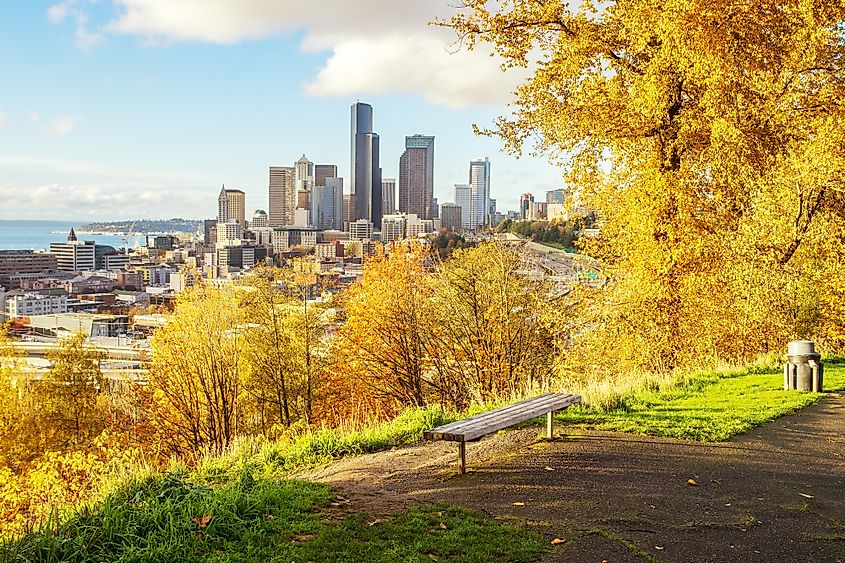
[[0, 1, 564, 221]]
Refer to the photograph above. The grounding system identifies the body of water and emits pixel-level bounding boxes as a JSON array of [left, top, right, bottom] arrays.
[[0, 220, 145, 251]]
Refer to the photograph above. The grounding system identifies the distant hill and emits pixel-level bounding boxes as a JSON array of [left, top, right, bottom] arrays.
[[78, 219, 202, 235]]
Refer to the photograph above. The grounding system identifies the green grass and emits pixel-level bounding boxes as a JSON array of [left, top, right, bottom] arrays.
[[558, 361, 845, 441], [193, 406, 459, 484], [0, 471, 547, 562]]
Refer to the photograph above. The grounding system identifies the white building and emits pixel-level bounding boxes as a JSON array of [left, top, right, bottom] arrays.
[[349, 219, 374, 241], [216, 220, 242, 248], [4, 291, 68, 319], [469, 157, 491, 229], [271, 227, 318, 253], [381, 214, 407, 243], [454, 184, 472, 229]]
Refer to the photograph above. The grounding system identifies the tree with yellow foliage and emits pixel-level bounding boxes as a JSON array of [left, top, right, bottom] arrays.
[[446, 1, 845, 372], [337, 243, 438, 408], [149, 285, 244, 455], [39, 333, 105, 447], [432, 242, 558, 407]]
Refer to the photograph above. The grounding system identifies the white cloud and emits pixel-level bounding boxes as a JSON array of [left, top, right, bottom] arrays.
[[0, 183, 208, 220], [30, 112, 40, 123], [0, 157, 216, 219], [304, 32, 524, 108], [61, 0, 520, 108], [47, 1, 104, 51], [46, 116, 81, 136], [47, 2, 72, 24]]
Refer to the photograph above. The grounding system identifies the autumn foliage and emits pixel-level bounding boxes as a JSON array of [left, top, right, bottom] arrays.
[[447, 0, 845, 375]]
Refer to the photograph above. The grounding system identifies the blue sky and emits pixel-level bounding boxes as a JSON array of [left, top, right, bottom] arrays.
[[0, 0, 564, 220]]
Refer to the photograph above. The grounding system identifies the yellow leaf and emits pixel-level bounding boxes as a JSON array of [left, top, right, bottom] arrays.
[[551, 538, 565, 545], [439, 522, 448, 529], [512, 502, 525, 507], [687, 479, 699, 487]]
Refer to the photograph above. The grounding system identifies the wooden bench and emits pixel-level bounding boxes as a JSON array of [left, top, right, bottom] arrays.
[[423, 393, 582, 474]]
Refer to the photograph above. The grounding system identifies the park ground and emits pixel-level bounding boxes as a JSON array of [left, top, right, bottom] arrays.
[[301, 381, 845, 562], [3, 365, 843, 562]]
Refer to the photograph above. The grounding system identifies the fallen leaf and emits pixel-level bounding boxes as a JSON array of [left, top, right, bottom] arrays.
[[725, 503, 731, 507], [368, 519, 383, 527], [544, 467, 555, 471], [428, 554, 438, 561], [799, 493, 814, 499], [551, 538, 565, 545], [191, 515, 212, 529], [711, 479, 721, 486], [655, 546, 664, 551], [439, 522, 448, 530], [687, 479, 699, 487], [512, 502, 525, 507]]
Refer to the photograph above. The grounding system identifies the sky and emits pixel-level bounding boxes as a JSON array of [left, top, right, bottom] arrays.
[[0, 0, 564, 221]]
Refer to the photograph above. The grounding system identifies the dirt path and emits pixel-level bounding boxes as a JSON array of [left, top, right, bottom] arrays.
[[300, 392, 845, 562]]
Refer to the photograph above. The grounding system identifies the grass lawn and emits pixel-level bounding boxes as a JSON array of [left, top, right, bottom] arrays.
[[557, 361, 845, 441], [0, 471, 547, 563]]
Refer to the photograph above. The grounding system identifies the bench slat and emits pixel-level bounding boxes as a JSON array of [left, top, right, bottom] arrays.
[[430, 395, 567, 438], [428, 394, 568, 435], [423, 393, 581, 442], [458, 395, 580, 442]]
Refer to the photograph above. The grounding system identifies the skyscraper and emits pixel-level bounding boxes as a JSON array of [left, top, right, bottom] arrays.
[[454, 184, 471, 229], [217, 186, 229, 223], [294, 154, 315, 213], [350, 102, 382, 228], [225, 189, 246, 229], [398, 135, 434, 219], [469, 157, 491, 229], [315, 164, 338, 188], [382, 178, 396, 215], [312, 177, 344, 230], [269, 166, 295, 227]]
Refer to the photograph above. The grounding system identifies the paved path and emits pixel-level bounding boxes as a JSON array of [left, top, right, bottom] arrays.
[[302, 392, 845, 562]]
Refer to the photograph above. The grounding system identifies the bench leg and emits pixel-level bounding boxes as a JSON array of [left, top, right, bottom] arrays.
[[458, 442, 466, 474], [547, 411, 554, 439]]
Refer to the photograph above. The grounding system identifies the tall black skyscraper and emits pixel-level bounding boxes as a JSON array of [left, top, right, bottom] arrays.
[[350, 102, 382, 228]]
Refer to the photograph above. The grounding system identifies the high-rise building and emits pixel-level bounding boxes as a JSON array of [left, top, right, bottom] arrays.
[[546, 188, 566, 204], [382, 178, 396, 215], [343, 194, 354, 231], [521, 193, 534, 220], [315, 164, 338, 188], [294, 155, 314, 213], [312, 177, 344, 230], [350, 102, 382, 228], [454, 184, 471, 229], [217, 187, 229, 223], [439, 203, 462, 231], [225, 189, 246, 228], [469, 157, 491, 229], [398, 135, 434, 220], [50, 229, 96, 272], [269, 166, 296, 227]]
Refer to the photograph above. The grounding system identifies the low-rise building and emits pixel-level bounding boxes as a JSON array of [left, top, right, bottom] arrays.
[[4, 291, 68, 318]]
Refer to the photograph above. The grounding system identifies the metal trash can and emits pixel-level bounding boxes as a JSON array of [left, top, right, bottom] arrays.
[[784, 340, 824, 392]]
